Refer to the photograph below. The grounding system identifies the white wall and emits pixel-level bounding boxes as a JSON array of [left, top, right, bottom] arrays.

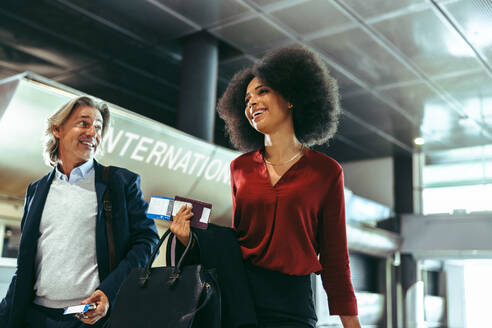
[[341, 157, 394, 210], [444, 263, 466, 328]]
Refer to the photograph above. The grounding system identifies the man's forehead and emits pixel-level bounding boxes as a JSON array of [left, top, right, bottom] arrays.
[[74, 106, 103, 121], [79, 114, 103, 122]]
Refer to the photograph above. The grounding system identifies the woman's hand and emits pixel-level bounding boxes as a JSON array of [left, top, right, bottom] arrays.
[[170, 204, 193, 245], [340, 315, 361, 328]]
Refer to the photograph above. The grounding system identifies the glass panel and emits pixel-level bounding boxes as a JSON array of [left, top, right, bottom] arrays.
[[0, 262, 16, 299], [486, 161, 492, 179], [2, 225, 20, 258], [423, 162, 484, 186], [345, 193, 391, 224], [426, 144, 492, 165], [423, 184, 492, 214]]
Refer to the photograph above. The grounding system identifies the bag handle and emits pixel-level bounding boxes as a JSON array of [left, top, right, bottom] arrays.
[[181, 270, 220, 322], [139, 228, 195, 287]]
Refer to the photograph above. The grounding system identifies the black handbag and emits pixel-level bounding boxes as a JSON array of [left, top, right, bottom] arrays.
[[104, 228, 221, 328]]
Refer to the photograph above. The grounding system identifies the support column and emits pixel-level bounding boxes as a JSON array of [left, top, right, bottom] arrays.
[[384, 256, 394, 328], [0, 223, 4, 257], [412, 152, 424, 215], [402, 254, 425, 328], [386, 155, 415, 327], [177, 31, 218, 142], [395, 258, 404, 328], [394, 155, 414, 215]]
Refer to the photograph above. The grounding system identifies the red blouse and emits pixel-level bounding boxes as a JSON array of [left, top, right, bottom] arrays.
[[230, 147, 357, 315]]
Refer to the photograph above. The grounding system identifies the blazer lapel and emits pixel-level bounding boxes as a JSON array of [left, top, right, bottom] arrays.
[[94, 160, 111, 278], [18, 169, 55, 258], [94, 160, 107, 218]]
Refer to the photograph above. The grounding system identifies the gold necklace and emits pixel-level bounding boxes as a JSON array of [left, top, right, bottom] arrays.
[[264, 146, 304, 166]]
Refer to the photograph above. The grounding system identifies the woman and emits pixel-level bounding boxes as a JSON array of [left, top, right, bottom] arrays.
[[172, 46, 360, 328]]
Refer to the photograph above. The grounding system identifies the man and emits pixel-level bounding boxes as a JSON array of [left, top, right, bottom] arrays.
[[0, 96, 159, 327]]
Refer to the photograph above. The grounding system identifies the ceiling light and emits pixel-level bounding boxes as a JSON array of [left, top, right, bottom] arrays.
[[414, 137, 425, 146]]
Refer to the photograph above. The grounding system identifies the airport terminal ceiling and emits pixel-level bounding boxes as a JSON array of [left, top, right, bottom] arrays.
[[0, 0, 491, 162]]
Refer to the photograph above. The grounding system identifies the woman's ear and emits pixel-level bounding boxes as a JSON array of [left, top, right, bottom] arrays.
[[288, 103, 293, 110]]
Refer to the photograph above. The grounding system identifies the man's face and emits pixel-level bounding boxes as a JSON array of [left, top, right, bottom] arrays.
[[53, 105, 103, 168]]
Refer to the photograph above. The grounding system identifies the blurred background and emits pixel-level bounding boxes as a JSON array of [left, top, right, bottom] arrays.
[[1, 0, 492, 327]]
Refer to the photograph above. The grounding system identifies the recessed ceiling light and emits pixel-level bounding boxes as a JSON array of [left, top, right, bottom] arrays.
[[414, 137, 425, 145]]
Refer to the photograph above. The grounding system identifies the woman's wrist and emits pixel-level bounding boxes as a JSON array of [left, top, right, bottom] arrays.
[[340, 315, 361, 328], [176, 233, 190, 246]]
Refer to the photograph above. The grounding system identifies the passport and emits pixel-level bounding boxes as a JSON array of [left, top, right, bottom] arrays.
[[172, 195, 211, 230], [146, 195, 212, 230]]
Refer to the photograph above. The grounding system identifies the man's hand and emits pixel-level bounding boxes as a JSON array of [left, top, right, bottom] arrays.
[[170, 204, 193, 245], [78, 290, 109, 325]]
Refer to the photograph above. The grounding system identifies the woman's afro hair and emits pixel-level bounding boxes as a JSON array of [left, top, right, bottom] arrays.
[[217, 46, 341, 152]]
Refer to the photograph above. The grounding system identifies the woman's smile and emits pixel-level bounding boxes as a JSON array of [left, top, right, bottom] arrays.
[[251, 107, 267, 122]]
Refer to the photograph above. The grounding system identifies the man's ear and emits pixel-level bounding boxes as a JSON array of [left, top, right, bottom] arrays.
[[52, 125, 61, 139]]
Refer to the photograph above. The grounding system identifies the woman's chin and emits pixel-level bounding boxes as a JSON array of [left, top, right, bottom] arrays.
[[252, 122, 269, 135]]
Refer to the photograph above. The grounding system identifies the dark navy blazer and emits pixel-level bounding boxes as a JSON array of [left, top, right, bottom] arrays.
[[0, 161, 159, 328]]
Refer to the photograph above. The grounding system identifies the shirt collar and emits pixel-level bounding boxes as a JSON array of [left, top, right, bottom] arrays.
[[55, 159, 95, 183]]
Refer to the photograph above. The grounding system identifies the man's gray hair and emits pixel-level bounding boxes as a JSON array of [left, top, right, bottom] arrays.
[[43, 96, 111, 167]]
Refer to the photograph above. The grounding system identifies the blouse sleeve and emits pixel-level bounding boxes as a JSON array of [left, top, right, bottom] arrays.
[[318, 170, 358, 315]]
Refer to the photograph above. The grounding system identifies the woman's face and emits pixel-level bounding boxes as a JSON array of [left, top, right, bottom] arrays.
[[244, 77, 292, 134]]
